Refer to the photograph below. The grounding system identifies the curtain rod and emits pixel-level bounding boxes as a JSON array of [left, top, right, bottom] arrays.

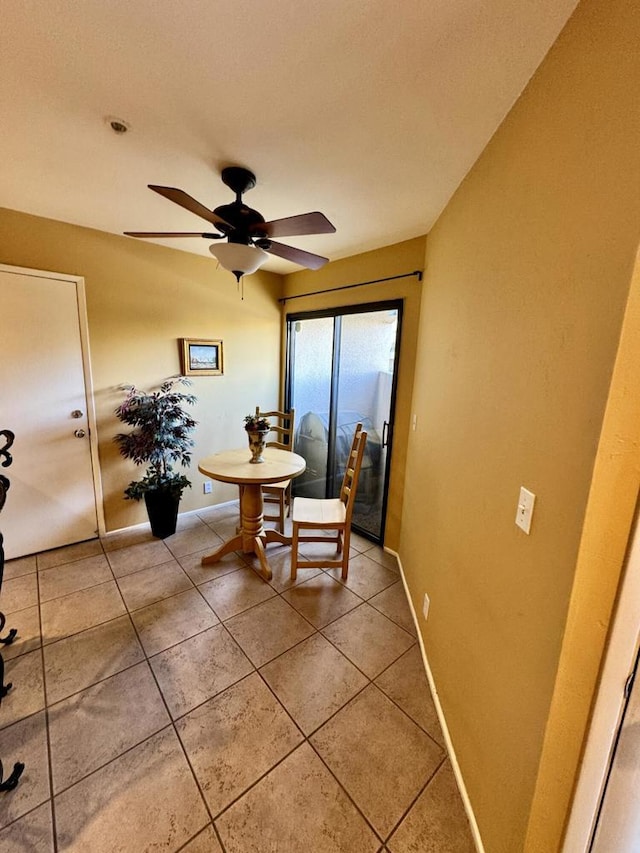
[[278, 269, 423, 303]]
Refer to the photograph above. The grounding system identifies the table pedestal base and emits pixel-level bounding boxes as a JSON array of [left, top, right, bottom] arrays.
[[201, 483, 291, 581]]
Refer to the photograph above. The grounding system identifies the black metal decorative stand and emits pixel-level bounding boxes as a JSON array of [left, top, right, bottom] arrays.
[[0, 429, 24, 791]]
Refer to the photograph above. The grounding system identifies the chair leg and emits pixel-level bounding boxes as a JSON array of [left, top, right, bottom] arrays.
[[278, 492, 285, 534], [236, 485, 244, 534], [291, 523, 299, 581], [341, 528, 350, 580]]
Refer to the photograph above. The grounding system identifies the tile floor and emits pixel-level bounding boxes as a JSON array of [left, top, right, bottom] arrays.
[[0, 502, 475, 852]]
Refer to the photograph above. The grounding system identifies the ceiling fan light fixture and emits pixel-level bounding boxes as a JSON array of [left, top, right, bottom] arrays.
[[209, 242, 268, 281]]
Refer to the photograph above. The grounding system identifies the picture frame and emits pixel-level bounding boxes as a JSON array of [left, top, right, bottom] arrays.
[[179, 338, 224, 376]]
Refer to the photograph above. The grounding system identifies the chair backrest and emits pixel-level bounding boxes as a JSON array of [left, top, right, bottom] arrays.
[[255, 406, 296, 451], [339, 423, 367, 521]]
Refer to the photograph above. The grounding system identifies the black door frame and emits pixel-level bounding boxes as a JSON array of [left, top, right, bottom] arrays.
[[285, 299, 403, 544]]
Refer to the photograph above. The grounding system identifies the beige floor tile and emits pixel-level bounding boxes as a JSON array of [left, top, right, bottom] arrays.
[[322, 603, 415, 679], [225, 596, 315, 667], [387, 761, 475, 853], [101, 527, 157, 552], [311, 684, 444, 838], [349, 532, 376, 553], [131, 587, 219, 656], [327, 552, 399, 599], [150, 624, 253, 719], [175, 513, 207, 532], [215, 742, 379, 853], [116, 559, 192, 611], [0, 801, 54, 853], [206, 515, 241, 541], [375, 646, 444, 745], [54, 727, 209, 853], [40, 581, 126, 645], [38, 554, 112, 603], [196, 501, 239, 524], [49, 662, 170, 793], [181, 825, 223, 852], [199, 567, 276, 621], [36, 539, 103, 571], [105, 538, 173, 578], [178, 547, 245, 586], [281, 573, 362, 629], [361, 544, 399, 572], [3, 554, 37, 580], [164, 520, 225, 558], [1, 573, 38, 614], [0, 711, 50, 830], [297, 539, 358, 563], [0, 649, 45, 730], [2, 604, 41, 661], [248, 546, 323, 593], [369, 581, 416, 635], [43, 615, 143, 705], [177, 672, 302, 815], [260, 633, 368, 735]]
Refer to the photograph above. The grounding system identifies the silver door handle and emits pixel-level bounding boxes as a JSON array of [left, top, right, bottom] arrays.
[[74, 429, 86, 438]]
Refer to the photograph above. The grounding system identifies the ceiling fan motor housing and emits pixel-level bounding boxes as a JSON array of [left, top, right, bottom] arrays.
[[213, 202, 267, 243]]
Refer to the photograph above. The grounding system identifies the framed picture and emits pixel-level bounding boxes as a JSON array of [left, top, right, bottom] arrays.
[[180, 338, 224, 376]]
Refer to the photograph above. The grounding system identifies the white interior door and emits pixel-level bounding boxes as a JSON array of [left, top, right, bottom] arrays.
[[0, 267, 99, 559], [591, 649, 640, 852]]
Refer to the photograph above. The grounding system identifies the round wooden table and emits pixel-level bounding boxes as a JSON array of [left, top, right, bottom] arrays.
[[198, 447, 306, 580]]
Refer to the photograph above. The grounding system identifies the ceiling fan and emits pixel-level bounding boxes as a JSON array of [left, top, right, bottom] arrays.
[[124, 166, 336, 280]]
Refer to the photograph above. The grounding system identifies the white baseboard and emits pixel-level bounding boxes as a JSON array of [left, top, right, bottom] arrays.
[[385, 546, 486, 853], [103, 498, 239, 539]]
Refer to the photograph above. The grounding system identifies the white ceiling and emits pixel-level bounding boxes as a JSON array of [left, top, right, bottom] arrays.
[[1, 0, 578, 274]]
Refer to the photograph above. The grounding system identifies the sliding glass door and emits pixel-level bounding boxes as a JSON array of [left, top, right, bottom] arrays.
[[285, 301, 402, 543]]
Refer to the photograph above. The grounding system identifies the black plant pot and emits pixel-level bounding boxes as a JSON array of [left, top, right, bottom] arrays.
[[144, 488, 180, 539]]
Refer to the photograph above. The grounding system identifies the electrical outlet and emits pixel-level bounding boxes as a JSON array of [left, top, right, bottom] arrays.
[[422, 593, 430, 620], [203, 482, 212, 494], [515, 486, 535, 534]]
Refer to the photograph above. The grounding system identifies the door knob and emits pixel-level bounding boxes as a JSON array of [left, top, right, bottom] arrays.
[[74, 429, 86, 438], [71, 410, 84, 419]]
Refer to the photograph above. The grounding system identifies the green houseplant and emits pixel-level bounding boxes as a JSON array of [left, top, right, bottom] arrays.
[[114, 377, 197, 538]]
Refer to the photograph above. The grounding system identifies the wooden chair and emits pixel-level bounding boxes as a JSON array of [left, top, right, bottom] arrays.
[[254, 406, 296, 533], [290, 423, 367, 581]]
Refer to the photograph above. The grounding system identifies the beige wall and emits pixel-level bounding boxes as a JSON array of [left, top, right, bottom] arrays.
[[399, 0, 640, 851], [283, 236, 425, 550], [1, 207, 283, 532]]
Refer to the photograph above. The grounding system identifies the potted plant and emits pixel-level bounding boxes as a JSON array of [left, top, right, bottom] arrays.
[[244, 413, 271, 463], [114, 377, 197, 538]]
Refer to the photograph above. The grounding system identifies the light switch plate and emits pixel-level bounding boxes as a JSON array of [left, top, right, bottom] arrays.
[[516, 487, 536, 534]]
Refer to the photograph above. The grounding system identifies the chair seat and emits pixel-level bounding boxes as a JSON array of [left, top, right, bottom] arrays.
[[292, 497, 346, 525], [291, 423, 367, 582]]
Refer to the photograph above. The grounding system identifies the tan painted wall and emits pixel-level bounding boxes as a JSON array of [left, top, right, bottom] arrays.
[[525, 251, 640, 850], [1, 207, 283, 532], [398, 0, 640, 850], [283, 236, 426, 550]]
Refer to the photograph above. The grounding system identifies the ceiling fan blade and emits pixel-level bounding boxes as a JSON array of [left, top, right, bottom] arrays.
[[265, 240, 329, 270], [124, 231, 219, 238], [148, 185, 231, 228], [253, 211, 335, 239]]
